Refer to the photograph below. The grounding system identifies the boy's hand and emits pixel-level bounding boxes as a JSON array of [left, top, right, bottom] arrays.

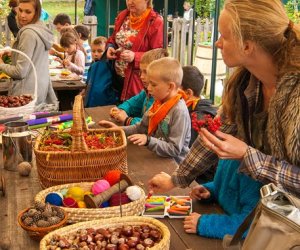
[[107, 47, 117, 60], [110, 107, 120, 118], [62, 59, 70, 67], [148, 172, 175, 194], [189, 185, 210, 200], [183, 212, 201, 234], [98, 120, 118, 128], [127, 134, 147, 146], [114, 110, 128, 123]]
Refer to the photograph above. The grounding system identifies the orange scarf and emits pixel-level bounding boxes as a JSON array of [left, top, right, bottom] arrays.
[[186, 97, 200, 110], [148, 94, 182, 135], [129, 8, 151, 31]]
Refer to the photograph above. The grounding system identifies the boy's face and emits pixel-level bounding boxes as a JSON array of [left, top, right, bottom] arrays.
[[91, 43, 105, 61], [55, 23, 70, 33], [139, 63, 148, 88], [147, 71, 173, 102]]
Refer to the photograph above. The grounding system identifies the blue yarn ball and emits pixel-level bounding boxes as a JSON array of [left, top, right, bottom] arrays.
[[45, 192, 63, 206], [100, 201, 110, 208]]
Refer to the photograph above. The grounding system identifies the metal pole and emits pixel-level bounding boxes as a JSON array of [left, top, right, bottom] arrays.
[[163, 0, 169, 48], [75, 0, 78, 24], [210, 0, 220, 103], [190, 0, 196, 65], [117, 0, 120, 13], [106, 0, 111, 37]]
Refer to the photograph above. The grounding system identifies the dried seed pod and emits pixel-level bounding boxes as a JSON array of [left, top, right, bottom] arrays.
[[23, 217, 34, 226], [36, 219, 51, 227]]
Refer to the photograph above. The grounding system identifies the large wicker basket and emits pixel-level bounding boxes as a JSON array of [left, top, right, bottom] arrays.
[[34, 182, 146, 223], [40, 216, 170, 250], [34, 95, 128, 188]]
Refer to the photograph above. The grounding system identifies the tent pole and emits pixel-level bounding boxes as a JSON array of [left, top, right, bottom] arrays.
[[163, 0, 168, 48], [210, 0, 220, 103], [106, 0, 111, 37], [190, 0, 196, 65], [75, 0, 78, 24]]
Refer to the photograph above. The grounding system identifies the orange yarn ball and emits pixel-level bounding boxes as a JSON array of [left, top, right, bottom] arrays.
[[103, 170, 122, 186]]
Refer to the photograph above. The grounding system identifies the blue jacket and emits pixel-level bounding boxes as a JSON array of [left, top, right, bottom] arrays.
[[198, 159, 262, 239], [118, 90, 154, 125]]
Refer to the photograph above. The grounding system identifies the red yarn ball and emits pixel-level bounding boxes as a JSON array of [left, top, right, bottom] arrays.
[[109, 192, 131, 207], [63, 197, 78, 208], [103, 170, 122, 186]]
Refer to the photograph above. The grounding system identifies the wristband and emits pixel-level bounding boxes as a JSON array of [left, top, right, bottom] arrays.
[[124, 117, 133, 126]]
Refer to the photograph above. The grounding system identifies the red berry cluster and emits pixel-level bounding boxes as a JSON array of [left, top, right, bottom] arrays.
[[191, 113, 222, 133]]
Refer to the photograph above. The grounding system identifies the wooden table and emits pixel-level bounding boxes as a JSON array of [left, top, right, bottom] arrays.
[[0, 79, 86, 111], [0, 106, 223, 249]]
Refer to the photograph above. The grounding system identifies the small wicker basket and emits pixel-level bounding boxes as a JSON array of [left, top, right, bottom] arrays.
[[40, 216, 170, 250], [34, 95, 128, 188], [34, 182, 146, 223], [18, 207, 68, 241]]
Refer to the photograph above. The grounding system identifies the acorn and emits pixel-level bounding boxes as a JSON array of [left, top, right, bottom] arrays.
[[17, 161, 32, 176]]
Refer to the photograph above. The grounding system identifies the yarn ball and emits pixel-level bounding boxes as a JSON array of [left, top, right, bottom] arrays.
[[77, 201, 87, 208], [103, 170, 122, 186], [109, 192, 131, 207], [17, 161, 32, 176], [60, 188, 69, 197], [91, 180, 110, 195], [126, 185, 143, 201], [45, 192, 63, 206], [100, 201, 110, 208], [63, 197, 78, 208], [66, 186, 85, 201]]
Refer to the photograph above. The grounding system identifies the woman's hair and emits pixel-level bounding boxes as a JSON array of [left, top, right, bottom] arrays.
[[222, 0, 300, 123], [148, 0, 153, 8], [18, 0, 41, 24], [140, 48, 169, 65], [60, 31, 86, 57], [9, 0, 18, 8], [147, 58, 183, 87], [92, 36, 107, 46]]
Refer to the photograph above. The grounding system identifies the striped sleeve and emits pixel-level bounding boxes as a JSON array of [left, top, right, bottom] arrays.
[[240, 146, 300, 195]]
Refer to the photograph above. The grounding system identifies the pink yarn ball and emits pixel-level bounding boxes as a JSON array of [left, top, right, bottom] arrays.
[[91, 179, 110, 195]]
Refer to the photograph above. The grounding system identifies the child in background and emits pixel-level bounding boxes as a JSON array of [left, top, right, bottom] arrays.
[[110, 48, 169, 126], [84, 36, 118, 107], [74, 25, 92, 82], [184, 159, 262, 239], [99, 58, 191, 164], [53, 13, 71, 32], [59, 31, 85, 76], [181, 66, 217, 147]]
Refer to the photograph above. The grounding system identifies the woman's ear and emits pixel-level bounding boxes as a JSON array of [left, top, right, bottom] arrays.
[[243, 40, 255, 56]]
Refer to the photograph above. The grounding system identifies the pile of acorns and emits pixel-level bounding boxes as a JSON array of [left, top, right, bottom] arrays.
[[45, 225, 162, 250], [21, 201, 65, 228], [0, 94, 33, 108]]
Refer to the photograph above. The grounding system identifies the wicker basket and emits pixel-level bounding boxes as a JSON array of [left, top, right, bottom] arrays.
[[40, 216, 170, 250], [18, 207, 68, 241], [34, 95, 128, 188], [34, 182, 146, 223]]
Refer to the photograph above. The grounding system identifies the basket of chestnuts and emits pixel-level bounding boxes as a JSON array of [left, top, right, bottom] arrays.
[[40, 216, 170, 250], [18, 201, 68, 241]]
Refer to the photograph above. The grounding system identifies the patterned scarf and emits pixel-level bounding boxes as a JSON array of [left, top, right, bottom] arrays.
[[129, 8, 151, 31]]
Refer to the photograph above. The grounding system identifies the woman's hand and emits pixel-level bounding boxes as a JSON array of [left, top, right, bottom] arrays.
[[98, 120, 118, 128], [183, 212, 201, 234], [189, 185, 210, 200], [199, 128, 248, 160], [148, 172, 175, 194], [107, 47, 117, 60], [120, 50, 135, 63], [110, 107, 120, 118], [127, 134, 147, 146]]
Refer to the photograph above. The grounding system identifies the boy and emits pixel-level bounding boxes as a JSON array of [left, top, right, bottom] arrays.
[[100, 58, 191, 164], [53, 13, 71, 32], [181, 66, 217, 147], [74, 25, 92, 82], [84, 36, 118, 107], [110, 48, 169, 125]]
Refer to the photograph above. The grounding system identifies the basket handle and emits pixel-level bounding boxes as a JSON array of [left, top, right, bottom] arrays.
[[0, 47, 38, 101], [70, 95, 89, 152]]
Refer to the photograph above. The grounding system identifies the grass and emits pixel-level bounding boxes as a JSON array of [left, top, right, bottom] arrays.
[[43, 1, 85, 24]]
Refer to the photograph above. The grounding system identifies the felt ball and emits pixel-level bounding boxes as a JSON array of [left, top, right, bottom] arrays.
[[63, 197, 78, 208], [100, 201, 110, 208], [103, 170, 122, 186], [60, 188, 69, 197], [91, 180, 110, 195], [109, 192, 131, 207], [17, 161, 32, 176], [45, 192, 63, 206], [66, 186, 85, 201], [126, 185, 143, 201], [77, 201, 87, 208]]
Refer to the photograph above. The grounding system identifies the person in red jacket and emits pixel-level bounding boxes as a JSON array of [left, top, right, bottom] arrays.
[[106, 0, 163, 102]]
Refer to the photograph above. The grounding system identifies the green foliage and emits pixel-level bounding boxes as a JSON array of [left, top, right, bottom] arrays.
[[0, 0, 9, 17], [285, 0, 300, 23], [187, 0, 224, 18]]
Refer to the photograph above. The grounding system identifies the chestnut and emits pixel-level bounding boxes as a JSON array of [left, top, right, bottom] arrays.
[[132, 231, 141, 239], [122, 226, 133, 237], [118, 237, 126, 245], [97, 228, 107, 235], [140, 232, 149, 240], [87, 234, 94, 243], [136, 244, 145, 250], [58, 239, 70, 248], [118, 243, 129, 250], [127, 237, 139, 248], [150, 230, 161, 241], [80, 234, 88, 242], [143, 238, 154, 248], [94, 233, 104, 241], [87, 228, 96, 235], [142, 225, 150, 233], [105, 243, 117, 250], [110, 235, 119, 245]]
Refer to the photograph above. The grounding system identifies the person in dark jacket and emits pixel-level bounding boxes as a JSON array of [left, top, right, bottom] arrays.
[[7, 0, 19, 38], [106, 0, 163, 102]]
